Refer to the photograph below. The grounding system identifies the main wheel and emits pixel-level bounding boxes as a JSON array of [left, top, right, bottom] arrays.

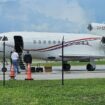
[[63, 63, 71, 71], [86, 63, 95, 71]]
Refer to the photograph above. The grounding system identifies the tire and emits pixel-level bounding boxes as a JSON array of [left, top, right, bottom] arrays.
[[86, 64, 95, 71], [63, 64, 71, 71]]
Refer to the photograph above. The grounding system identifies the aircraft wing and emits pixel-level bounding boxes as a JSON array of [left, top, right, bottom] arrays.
[[59, 53, 103, 61]]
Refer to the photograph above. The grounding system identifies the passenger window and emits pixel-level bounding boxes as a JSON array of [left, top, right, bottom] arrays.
[[43, 40, 46, 44], [58, 41, 61, 44], [33, 40, 36, 44], [53, 40, 56, 44], [38, 40, 41, 44], [48, 40, 51, 44]]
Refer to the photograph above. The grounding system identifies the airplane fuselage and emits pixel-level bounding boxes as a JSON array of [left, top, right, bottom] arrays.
[[0, 32, 104, 61]]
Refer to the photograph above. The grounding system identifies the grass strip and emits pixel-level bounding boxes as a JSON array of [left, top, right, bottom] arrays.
[[0, 79, 105, 105]]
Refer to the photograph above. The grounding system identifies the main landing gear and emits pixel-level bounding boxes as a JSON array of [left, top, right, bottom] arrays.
[[86, 63, 96, 71], [63, 62, 71, 71]]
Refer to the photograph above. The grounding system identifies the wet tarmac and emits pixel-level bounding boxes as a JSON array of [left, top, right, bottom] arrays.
[[0, 65, 105, 80]]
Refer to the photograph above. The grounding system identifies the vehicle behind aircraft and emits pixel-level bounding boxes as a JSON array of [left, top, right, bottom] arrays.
[[87, 22, 105, 36]]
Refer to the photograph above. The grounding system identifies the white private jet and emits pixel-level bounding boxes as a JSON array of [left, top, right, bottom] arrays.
[[0, 31, 105, 71]]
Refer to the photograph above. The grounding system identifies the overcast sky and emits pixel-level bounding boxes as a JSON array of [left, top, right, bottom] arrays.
[[0, 0, 104, 33]]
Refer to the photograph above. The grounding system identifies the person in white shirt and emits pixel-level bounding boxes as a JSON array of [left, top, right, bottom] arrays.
[[11, 49, 20, 74]]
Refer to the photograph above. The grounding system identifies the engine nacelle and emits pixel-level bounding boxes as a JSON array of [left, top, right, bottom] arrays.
[[100, 36, 105, 47], [101, 37, 105, 44]]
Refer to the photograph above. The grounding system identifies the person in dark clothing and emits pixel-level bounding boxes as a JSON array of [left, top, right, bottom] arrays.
[[23, 51, 32, 65]]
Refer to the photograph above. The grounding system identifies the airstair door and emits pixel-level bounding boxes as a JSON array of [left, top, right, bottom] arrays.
[[14, 36, 24, 53]]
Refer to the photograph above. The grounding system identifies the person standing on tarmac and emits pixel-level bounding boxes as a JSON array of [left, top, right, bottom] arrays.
[[11, 49, 20, 74], [23, 51, 32, 65]]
